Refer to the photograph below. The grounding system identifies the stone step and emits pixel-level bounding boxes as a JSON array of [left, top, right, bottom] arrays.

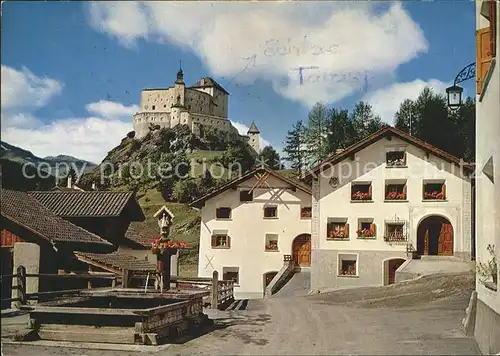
[[419, 255, 463, 262]]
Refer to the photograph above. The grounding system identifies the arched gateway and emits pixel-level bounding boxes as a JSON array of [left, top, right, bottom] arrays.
[[292, 234, 311, 267], [417, 216, 454, 256]]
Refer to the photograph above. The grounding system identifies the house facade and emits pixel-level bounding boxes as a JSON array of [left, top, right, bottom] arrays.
[[306, 127, 473, 292], [474, 0, 500, 353], [191, 167, 312, 299]]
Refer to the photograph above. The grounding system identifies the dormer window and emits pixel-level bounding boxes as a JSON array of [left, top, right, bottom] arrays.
[[239, 190, 253, 202], [386, 151, 407, 167]]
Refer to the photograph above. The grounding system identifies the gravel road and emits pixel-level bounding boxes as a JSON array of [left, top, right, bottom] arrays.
[[2, 273, 480, 355]]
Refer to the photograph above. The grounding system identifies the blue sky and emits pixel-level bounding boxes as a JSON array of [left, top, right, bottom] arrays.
[[1, 1, 476, 163]]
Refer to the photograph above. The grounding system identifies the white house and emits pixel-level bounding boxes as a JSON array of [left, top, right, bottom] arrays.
[[305, 126, 474, 292], [474, 0, 499, 353], [191, 166, 312, 299]]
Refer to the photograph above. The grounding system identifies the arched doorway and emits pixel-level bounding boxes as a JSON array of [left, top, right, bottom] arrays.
[[383, 258, 406, 285], [417, 216, 454, 256], [292, 234, 311, 267]]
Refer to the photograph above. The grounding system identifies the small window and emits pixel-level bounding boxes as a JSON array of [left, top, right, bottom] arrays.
[[423, 181, 446, 200], [386, 151, 406, 167], [357, 218, 376, 238], [385, 180, 407, 201], [216, 207, 231, 219], [239, 190, 253, 202], [211, 233, 230, 249], [164, 104, 167, 108], [351, 182, 372, 201], [265, 234, 279, 251], [152, 105, 156, 110], [385, 223, 406, 242], [264, 206, 278, 218], [222, 267, 239, 285], [300, 207, 312, 218], [327, 218, 349, 239], [338, 253, 358, 276]]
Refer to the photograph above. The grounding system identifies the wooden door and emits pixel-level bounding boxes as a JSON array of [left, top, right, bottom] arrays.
[[388, 259, 405, 285], [292, 235, 311, 267], [438, 222, 453, 256]]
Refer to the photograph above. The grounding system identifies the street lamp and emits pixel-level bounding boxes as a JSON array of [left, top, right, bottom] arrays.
[[446, 85, 464, 110], [446, 62, 475, 110]]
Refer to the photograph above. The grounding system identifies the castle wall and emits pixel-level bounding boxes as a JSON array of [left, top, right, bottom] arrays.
[[141, 89, 175, 112]]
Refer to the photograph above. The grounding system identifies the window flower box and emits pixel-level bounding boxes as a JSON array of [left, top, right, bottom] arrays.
[[356, 228, 376, 238], [424, 191, 445, 200], [386, 191, 407, 200], [327, 222, 349, 239], [351, 191, 372, 201]]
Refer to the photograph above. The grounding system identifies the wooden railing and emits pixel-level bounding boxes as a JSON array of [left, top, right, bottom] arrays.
[[1, 265, 119, 306], [1, 266, 235, 310]]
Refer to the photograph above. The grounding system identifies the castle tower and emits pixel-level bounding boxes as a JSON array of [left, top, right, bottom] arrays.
[[173, 64, 185, 107], [247, 121, 261, 153]]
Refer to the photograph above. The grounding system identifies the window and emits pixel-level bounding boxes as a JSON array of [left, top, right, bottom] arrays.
[[357, 218, 376, 238], [300, 207, 312, 218], [327, 218, 349, 239], [265, 234, 279, 251], [239, 190, 253, 202], [263, 206, 278, 218], [222, 267, 239, 285], [338, 254, 358, 277], [385, 180, 407, 201], [351, 182, 372, 201], [211, 231, 230, 249], [216, 207, 231, 219], [384, 222, 406, 242], [386, 151, 406, 167], [423, 181, 446, 200], [152, 105, 156, 110]]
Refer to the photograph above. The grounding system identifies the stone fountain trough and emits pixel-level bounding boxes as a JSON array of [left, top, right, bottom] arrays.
[[19, 288, 210, 345]]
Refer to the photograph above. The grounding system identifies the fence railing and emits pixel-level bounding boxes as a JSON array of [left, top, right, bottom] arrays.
[[2, 266, 234, 310]]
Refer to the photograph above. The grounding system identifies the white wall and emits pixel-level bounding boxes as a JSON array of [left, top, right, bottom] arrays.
[[475, 0, 500, 315], [198, 174, 311, 298], [316, 137, 471, 255]]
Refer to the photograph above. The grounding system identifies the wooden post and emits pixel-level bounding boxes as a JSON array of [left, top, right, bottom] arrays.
[[87, 265, 93, 289], [122, 269, 129, 288], [17, 265, 27, 305], [211, 270, 219, 309]]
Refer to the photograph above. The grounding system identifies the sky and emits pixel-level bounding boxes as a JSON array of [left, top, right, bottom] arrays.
[[1, 1, 476, 164]]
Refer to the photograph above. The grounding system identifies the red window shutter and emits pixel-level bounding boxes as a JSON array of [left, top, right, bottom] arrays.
[[227, 235, 231, 248], [223, 272, 227, 280], [477, 27, 493, 95], [368, 184, 373, 199], [442, 184, 446, 199], [371, 223, 377, 236], [344, 223, 350, 238], [211, 235, 216, 248], [490, 0, 497, 57], [403, 183, 407, 197]]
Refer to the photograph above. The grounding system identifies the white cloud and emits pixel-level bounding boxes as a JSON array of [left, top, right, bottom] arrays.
[[363, 79, 450, 124], [230, 120, 272, 149], [86, 2, 428, 107], [1, 65, 63, 112], [2, 116, 131, 164], [85, 100, 140, 120]]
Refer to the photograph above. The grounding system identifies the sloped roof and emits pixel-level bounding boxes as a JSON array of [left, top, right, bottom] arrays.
[[124, 221, 158, 248], [28, 191, 145, 219], [1, 189, 112, 248], [189, 165, 312, 207], [304, 126, 475, 180], [75, 251, 156, 273], [190, 77, 229, 95], [248, 121, 260, 134]]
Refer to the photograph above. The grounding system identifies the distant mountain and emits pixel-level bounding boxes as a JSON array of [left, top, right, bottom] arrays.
[[0, 141, 97, 176]]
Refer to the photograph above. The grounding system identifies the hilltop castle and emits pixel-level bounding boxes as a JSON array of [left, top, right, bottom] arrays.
[[132, 69, 261, 153]]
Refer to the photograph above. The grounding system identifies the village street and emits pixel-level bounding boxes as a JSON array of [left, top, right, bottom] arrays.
[[1, 273, 481, 355]]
